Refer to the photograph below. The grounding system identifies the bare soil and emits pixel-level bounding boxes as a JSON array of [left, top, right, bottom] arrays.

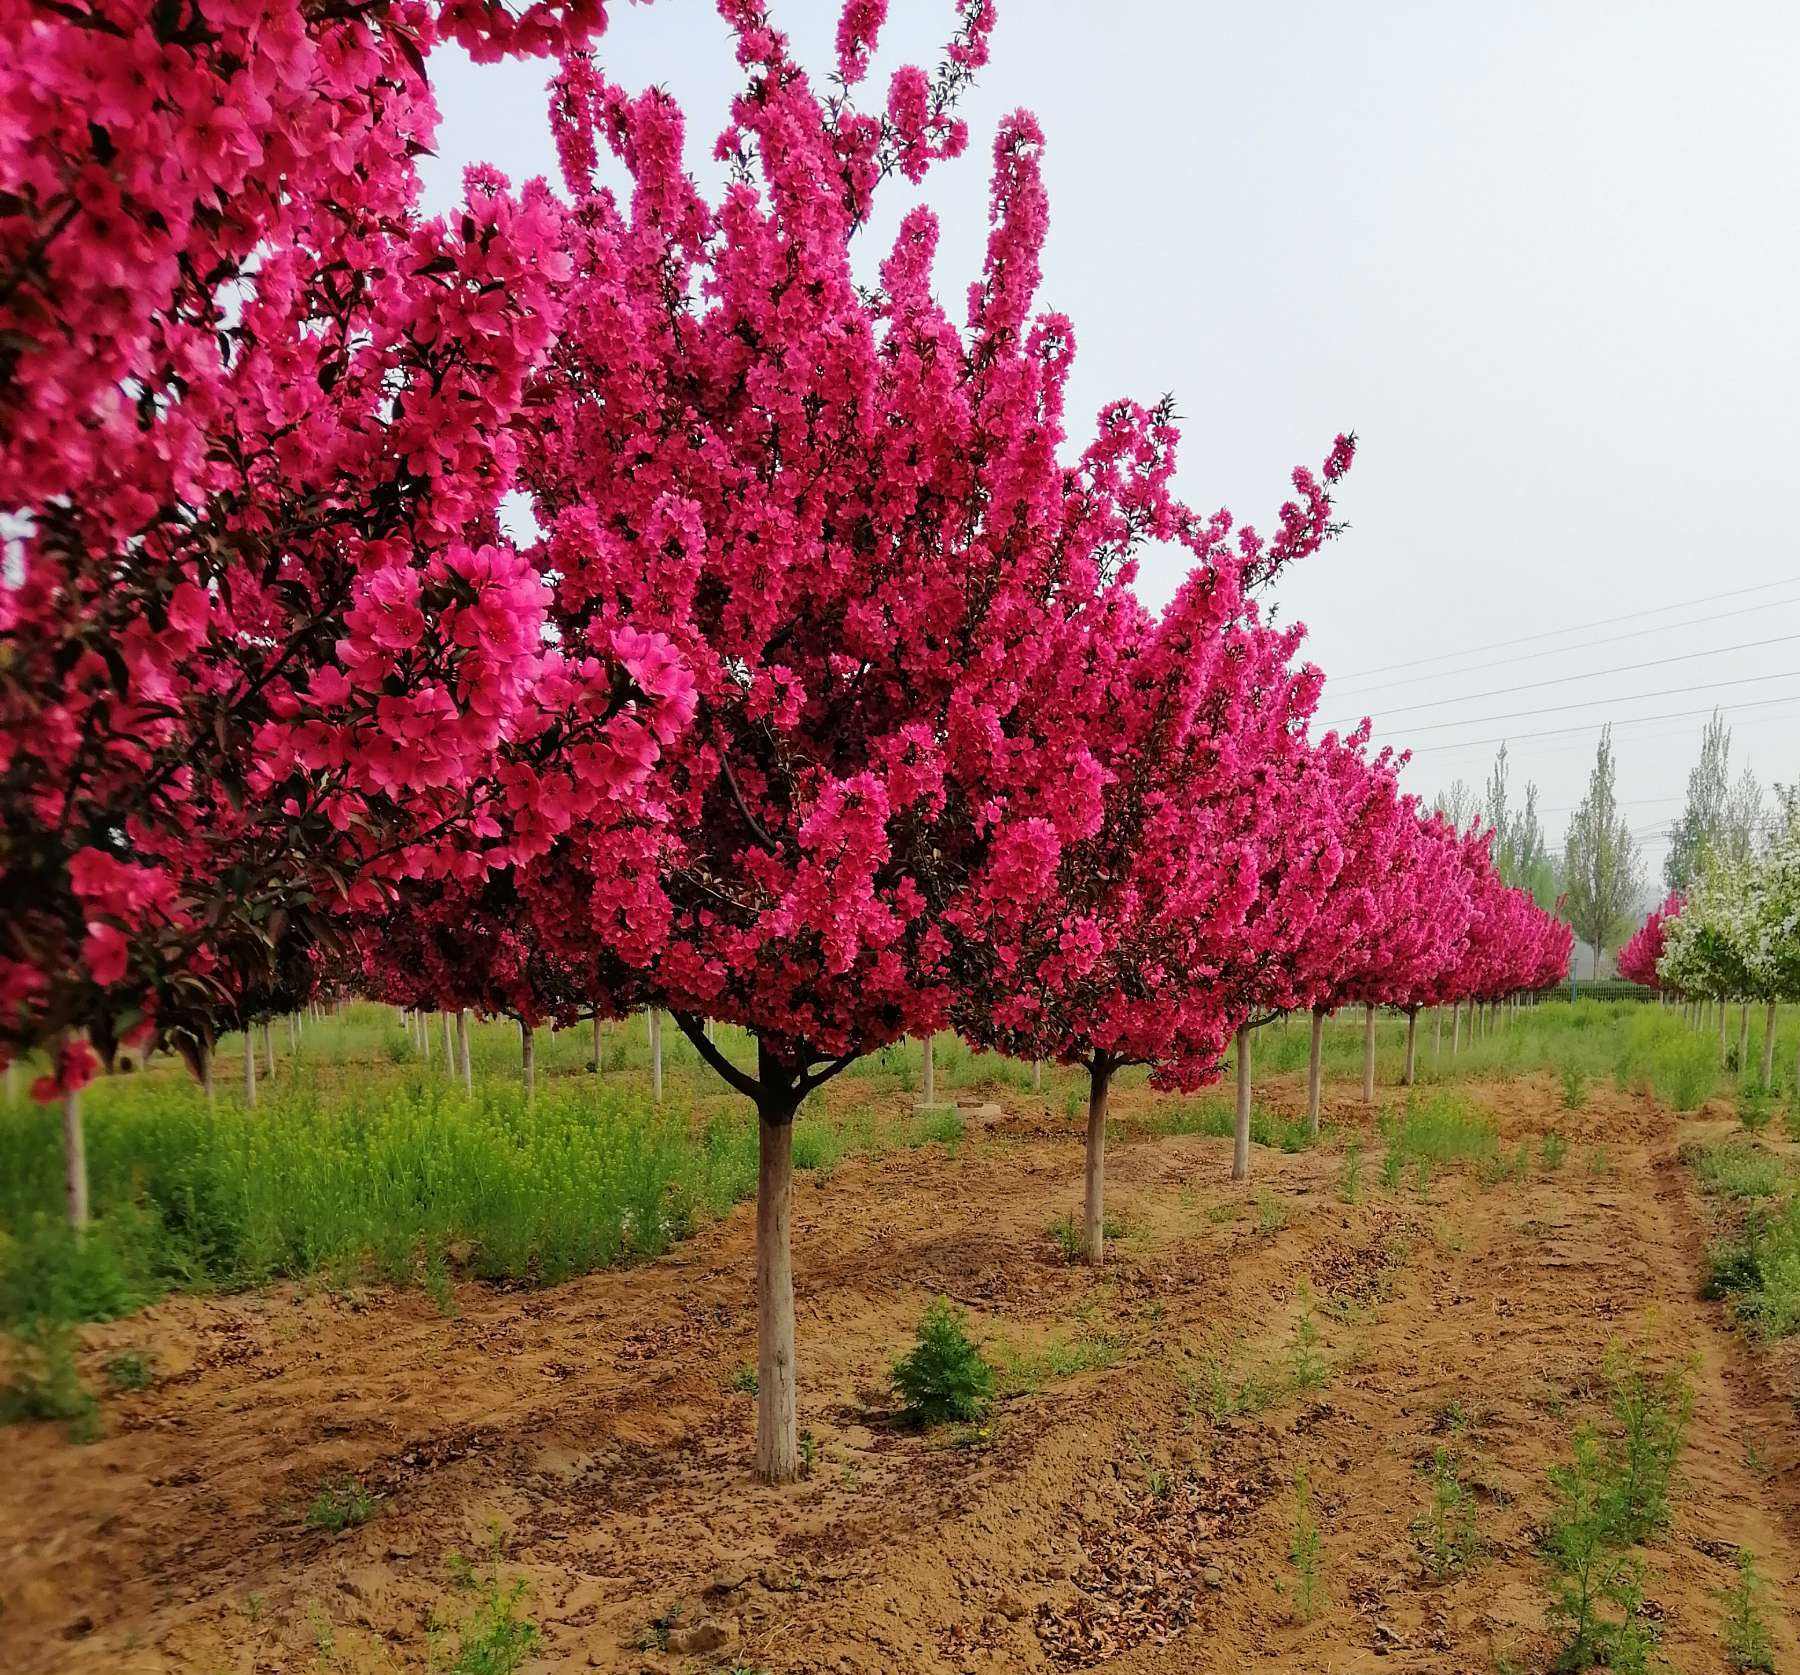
[[4, 1070, 1797, 1674]]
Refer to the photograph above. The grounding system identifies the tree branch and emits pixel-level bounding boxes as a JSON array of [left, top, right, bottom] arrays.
[[670, 1011, 763, 1102]]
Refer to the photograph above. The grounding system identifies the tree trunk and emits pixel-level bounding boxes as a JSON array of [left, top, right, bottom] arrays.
[[458, 1008, 473, 1094], [1737, 1002, 1750, 1078], [200, 1041, 214, 1110], [755, 1099, 799, 1484], [649, 1009, 663, 1102], [418, 1007, 430, 1066], [1084, 1059, 1115, 1265], [243, 1027, 257, 1108], [1031, 1059, 1042, 1092], [1718, 998, 1727, 1067], [592, 1012, 603, 1075], [920, 1033, 936, 1106], [441, 1010, 453, 1074], [1361, 1005, 1376, 1104], [1451, 1000, 1462, 1056], [1306, 1008, 1325, 1136], [1594, 944, 1605, 981], [1433, 1004, 1443, 1059], [63, 1072, 89, 1230], [261, 1019, 274, 1080], [1760, 999, 1776, 1087], [521, 1019, 535, 1104], [1233, 1025, 1253, 1181], [287, 1013, 298, 1054], [1402, 1008, 1418, 1087]]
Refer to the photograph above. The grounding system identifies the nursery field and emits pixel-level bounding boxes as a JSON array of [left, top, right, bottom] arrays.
[[3, 1003, 1799, 1674]]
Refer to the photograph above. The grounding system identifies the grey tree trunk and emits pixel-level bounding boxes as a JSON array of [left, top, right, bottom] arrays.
[[418, 1007, 430, 1066], [458, 1008, 473, 1094], [920, 1033, 936, 1106], [755, 1104, 799, 1484], [1760, 999, 1776, 1087], [200, 1041, 214, 1110], [649, 1009, 663, 1102], [1032, 1059, 1042, 1092], [592, 1012, 603, 1075], [262, 1020, 275, 1080], [63, 1074, 89, 1229], [1361, 1005, 1376, 1104], [442, 1010, 453, 1073], [1737, 1002, 1750, 1078], [521, 1019, 535, 1103], [243, 1028, 257, 1108], [1433, 1004, 1443, 1059], [1402, 1008, 1418, 1087], [1306, 1009, 1325, 1135], [1084, 1060, 1115, 1264], [1718, 998, 1728, 1067], [1233, 1025, 1253, 1181], [1451, 1000, 1462, 1056]]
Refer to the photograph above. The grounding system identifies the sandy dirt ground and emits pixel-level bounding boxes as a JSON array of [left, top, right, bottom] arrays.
[[3, 1070, 1797, 1674]]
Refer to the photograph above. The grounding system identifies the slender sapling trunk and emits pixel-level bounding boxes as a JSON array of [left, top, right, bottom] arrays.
[[1233, 1025, 1253, 1181], [649, 1009, 663, 1102], [1760, 999, 1776, 1087], [458, 1008, 472, 1094], [1361, 1004, 1376, 1104], [592, 1012, 603, 1075], [521, 1018, 535, 1104], [1084, 1058, 1116, 1264], [1737, 1002, 1750, 1078], [263, 1019, 275, 1079], [1306, 1008, 1325, 1136], [243, 1027, 257, 1108], [755, 1098, 799, 1483], [1402, 1007, 1418, 1087]]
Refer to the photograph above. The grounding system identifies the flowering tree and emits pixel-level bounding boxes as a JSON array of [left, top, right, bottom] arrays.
[[1, 0, 691, 1220], [1660, 852, 1759, 1068], [950, 457, 1355, 1262], [1616, 893, 1681, 991]]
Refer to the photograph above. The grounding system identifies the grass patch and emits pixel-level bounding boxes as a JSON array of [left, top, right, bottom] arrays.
[[1692, 1145, 1785, 1201], [1706, 1195, 1800, 1338], [304, 1478, 379, 1532], [1381, 1091, 1499, 1169]]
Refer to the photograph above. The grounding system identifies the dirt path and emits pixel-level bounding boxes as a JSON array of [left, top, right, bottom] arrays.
[[2, 1075, 1796, 1673]]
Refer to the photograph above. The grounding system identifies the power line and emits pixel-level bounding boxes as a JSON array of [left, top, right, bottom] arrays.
[[1383, 670, 1800, 737], [1403, 693, 1800, 756], [1329, 594, 1800, 700], [1324, 632, 1800, 728], [1330, 573, 1800, 683]]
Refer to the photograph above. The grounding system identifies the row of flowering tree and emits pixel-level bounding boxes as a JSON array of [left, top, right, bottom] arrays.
[[2, 0, 1572, 1481], [1629, 795, 1800, 1086]]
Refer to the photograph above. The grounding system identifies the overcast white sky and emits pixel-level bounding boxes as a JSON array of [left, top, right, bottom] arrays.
[[424, 0, 1800, 881]]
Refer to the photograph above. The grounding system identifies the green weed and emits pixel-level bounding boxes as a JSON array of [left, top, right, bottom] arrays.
[[304, 1478, 378, 1533], [1338, 1143, 1363, 1205], [1541, 1131, 1569, 1171], [1287, 1469, 1324, 1622], [1415, 1446, 1481, 1578], [1719, 1549, 1776, 1672], [102, 1349, 155, 1392]]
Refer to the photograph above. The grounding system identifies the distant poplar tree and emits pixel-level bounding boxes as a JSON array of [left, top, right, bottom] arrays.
[[1483, 743, 1556, 907], [1719, 766, 1766, 865], [1665, 710, 1731, 891], [1433, 778, 1478, 831], [1563, 727, 1644, 978]]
